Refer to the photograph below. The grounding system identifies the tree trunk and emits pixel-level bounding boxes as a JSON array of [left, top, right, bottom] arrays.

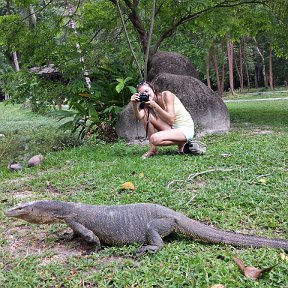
[[12, 51, 20, 72], [253, 37, 268, 88], [220, 41, 225, 94], [239, 42, 244, 92], [234, 53, 241, 90], [6, 0, 10, 14], [205, 50, 211, 89], [227, 40, 234, 95], [7, 0, 20, 71], [269, 44, 273, 91], [67, 3, 91, 90], [213, 44, 222, 96], [243, 38, 250, 92], [254, 66, 258, 90], [144, 0, 156, 80], [116, 0, 143, 79], [29, 4, 37, 28]]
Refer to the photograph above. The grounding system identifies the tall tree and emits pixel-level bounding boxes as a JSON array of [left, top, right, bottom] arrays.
[[269, 44, 273, 90], [227, 39, 234, 95], [6, 0, 19, 71]]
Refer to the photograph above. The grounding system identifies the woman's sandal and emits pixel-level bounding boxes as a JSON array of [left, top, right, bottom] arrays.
[[141, 150, 159, 160]]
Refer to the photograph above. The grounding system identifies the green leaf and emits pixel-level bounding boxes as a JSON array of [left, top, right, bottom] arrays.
[[58, 120, 74, 131], [70, 102, 87, 114], [87, 102, 99, 120], [127, 86, 137, 94], [115, 81, 125, 93]]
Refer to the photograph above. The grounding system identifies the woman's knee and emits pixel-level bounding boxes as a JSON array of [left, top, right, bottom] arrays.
[[150, 133, 161, 145]]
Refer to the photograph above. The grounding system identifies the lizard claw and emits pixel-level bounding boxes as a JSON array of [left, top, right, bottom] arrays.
[[136, 245, 159, 255], [83, 245, 101, 255], [58, 232, 77, 241]]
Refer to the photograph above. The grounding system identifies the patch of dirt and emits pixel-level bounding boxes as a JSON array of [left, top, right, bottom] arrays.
[[184, 179, 206, 191], [11, 190, 34, 200], [250, 129, 273, 135], [5, 225, 83, 264], [4, 224, 136, 267]]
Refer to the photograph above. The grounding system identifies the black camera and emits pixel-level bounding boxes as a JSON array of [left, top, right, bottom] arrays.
[[138, 92, 149, 103]]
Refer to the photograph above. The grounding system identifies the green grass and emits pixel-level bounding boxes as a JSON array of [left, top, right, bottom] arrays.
[[0, 95, 287, 287], [223, 88, 288, 100]]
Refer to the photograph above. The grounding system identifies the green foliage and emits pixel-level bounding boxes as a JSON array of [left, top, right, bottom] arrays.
[[0, 14, 27, 48], [0, 50, 13, 74], [51, 100, 100, 140], [50, 74, 137, 141], [0, 103, 82, 166], [0, 71, 68, 113]]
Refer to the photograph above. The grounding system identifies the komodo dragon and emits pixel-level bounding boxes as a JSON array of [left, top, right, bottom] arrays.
[[5, 200, 288, 254]]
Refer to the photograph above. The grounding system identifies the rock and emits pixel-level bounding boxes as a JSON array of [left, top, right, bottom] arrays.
[[27, 154, 43, 167], [152, 73, 230, 135], [116, 51, 230, 141], [8, 162, 22, 171], [116, 74, 230, 140], [115, 103, 146, 141], [147, 51, 199, 81]]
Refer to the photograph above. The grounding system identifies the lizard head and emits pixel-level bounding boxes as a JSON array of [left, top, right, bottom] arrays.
[[5, 201, 64, 224]]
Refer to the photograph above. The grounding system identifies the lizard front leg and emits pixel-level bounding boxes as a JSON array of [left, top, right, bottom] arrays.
[[136, 217, 176, 255], [66, 219, 101, 252]]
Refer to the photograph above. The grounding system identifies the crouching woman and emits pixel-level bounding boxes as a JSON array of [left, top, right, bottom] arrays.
[[130, 81, 194, 159]]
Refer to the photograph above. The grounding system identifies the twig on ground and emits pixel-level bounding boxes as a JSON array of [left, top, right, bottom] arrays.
[[167, 168, 235, 189], [186, 193, 198, 206]]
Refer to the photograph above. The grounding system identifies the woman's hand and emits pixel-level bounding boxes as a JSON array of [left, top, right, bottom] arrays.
[[130, 93, 140, 103], [146, 99, 157, 109]]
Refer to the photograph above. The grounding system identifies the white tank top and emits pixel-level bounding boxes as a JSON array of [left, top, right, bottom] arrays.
[[162, 92, 194, 129]]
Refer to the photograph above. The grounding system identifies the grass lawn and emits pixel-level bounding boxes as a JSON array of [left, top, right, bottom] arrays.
[[0, 94, 287, 287]]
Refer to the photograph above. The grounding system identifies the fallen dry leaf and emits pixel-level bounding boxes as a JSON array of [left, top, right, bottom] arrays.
[[280, 253, 288, 261], [257, 177, 266, 184], [139, 172, 145, 178], [121, 182, 135, 191], [233, 256, 276, 281]]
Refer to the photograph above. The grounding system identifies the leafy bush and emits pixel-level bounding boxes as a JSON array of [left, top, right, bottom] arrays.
[[0, 103, 82, 167], [1, 62, 137, 141], [50, 76, 136, 141]]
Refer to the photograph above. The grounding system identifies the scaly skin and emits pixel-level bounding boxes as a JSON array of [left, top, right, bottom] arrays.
[[5, 200, 288, 254]]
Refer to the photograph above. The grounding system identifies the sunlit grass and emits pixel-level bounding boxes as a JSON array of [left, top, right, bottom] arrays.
[[0, 94, 287, 287]]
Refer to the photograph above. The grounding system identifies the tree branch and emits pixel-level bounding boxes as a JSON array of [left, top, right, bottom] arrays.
[[144, 0, 156, 80], [115, 0, 143, 78], [153, 0, 266, 52], [20, 0, 54, 23]]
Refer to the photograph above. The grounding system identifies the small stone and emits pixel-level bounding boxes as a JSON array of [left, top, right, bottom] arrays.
[[8, 162, 22, 171], [27, 154, 44, 167]]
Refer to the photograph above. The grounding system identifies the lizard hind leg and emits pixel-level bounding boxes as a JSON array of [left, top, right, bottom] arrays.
[[136, 217, 176, 255]]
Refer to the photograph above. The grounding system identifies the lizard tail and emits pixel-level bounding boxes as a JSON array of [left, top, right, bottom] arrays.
[[176, 217, 288, 251]]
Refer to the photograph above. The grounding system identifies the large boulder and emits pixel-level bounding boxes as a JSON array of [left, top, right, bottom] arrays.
[[152, 73, 230, 135], [116, 52, 230, 141], [115, 104, 146, 141], [147, 51, 199, 81]]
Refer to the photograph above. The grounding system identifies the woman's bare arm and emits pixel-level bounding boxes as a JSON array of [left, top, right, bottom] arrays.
[[130, 93, 145, 120], [149, 91, 175, 125]]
